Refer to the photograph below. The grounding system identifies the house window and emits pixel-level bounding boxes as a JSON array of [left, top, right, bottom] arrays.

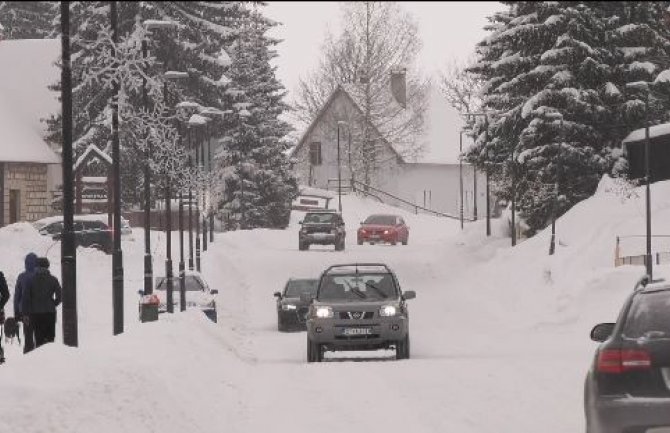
[[9, 189, 21, 224], [309, 142, 322, 166]]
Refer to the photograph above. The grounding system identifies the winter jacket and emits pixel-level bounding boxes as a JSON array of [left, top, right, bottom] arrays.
[[14, 253, 37, 318], [0, 271, 9, 311], [22, 265, 62, 315]]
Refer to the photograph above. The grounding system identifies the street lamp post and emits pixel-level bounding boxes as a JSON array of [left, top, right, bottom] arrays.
[[110, 0, 124, 335], [337, 121, 345, 212], [464, 111, 494, 235], [547, 112, 564, 256], [60, 0, 78, 347], [626, 81, 654, 279], [459, 129, 464, 230]]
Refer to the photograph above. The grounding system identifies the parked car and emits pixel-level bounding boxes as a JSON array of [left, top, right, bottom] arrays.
[[298, 211, 346, 251], [584, 276, 670, 433], [274, 278, 318, 331], [304, 263, 416, 362], [35, 216, 114, 254], [357, 214, 409, 246], [150, 271, 218, 322]]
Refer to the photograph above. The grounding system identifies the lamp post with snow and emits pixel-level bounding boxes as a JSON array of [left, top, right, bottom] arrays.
[[199, 107, 226, 243], [463, 111, 494, 236], [141, 19, 179, 299], [545, 112, 564, 256], [625, 81, 654, 279]]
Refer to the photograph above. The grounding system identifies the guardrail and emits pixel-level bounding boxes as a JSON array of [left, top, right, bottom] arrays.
[[340, 178, 471, 221], [614, 235, 670, 267]]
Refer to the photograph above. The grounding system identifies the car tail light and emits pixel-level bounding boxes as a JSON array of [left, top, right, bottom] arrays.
[[597, 349, 652, 374]]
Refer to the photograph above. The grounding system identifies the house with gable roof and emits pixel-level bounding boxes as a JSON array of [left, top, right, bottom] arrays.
[[290, 83, 491, 218], [0, 38, 62, 227]]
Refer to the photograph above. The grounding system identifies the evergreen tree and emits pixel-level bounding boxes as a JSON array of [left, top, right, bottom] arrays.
[[216, 6, 298, 230], [468, 1, 670, 234], [0, 2, 56, 39]]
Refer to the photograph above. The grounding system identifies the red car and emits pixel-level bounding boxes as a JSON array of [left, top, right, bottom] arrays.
[[357, 214, 409, 246]]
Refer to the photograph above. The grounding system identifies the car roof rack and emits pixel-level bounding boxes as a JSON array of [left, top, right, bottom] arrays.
[[322, 263, 393, 275]]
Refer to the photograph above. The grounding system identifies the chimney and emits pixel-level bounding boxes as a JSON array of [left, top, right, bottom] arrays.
[[390, 67, 407, 108]]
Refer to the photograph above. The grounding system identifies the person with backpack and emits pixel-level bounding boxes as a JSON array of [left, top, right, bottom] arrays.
[[22, 257, 62, 349], [14, 252, 37, 353], [0, 271, 10, 363]]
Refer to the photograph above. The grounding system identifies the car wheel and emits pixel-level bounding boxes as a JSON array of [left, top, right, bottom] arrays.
[[402, 236, 408, 246], [391, 236, 397, 246], [299, 241, 309, 251], [307, 338, 320, 362], [357, 238, 363, 245], [278, 316, 286, 332], [396, 335, 410, 360]]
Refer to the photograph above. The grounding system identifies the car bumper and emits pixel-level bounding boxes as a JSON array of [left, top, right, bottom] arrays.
[[301, 233, 337, 244], [358, 233, 396, 243], [307, 317, 408, 350], [589, 395, 670, 433]]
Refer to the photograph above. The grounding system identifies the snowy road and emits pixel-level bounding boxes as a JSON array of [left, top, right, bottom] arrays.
[[5, 183, 668, 433]]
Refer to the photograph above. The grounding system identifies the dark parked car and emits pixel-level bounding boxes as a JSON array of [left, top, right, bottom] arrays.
[[357, 214, 409, 246], [304, 263, 416, 362], [584, 276, 670, 433], [274, 278, 318, 331], [37, 218, 113, 254], [298, 211, 346, 251]]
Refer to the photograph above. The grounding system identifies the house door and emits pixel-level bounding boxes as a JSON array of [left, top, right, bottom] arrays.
[[9, 189, 21, 223]]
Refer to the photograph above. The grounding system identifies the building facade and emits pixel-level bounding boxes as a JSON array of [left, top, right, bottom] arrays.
[[291, 85, 490, 218]]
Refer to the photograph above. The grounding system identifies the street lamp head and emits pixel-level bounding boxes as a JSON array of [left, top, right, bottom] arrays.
[[164, 71, 190, 81], [625, 81, 650, 93], [143, 20, 178, 31], [188, 114, 210, 126]]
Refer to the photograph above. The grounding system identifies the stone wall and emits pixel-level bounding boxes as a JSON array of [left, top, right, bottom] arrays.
[[3, 162, 49, 224]]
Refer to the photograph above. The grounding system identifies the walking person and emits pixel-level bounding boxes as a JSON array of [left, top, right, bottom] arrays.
[[14, 252, 37, 353], [0, 270, 10, 364], [22, 257, 62, 349]]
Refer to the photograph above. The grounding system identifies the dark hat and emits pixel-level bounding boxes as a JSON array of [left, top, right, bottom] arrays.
[[36, 257, 50, 269]]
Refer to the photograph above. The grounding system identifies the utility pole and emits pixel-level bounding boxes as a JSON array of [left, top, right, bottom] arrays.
[[141, 37, 153, 297], [484, 115, 490, 236], [110, 0, 124, 335], [549, 116, 563, 256], [644, 91, 653, 279], [60, 0, 78, 347], [163, 80, 174, 313], [337, 121, 344, 212]]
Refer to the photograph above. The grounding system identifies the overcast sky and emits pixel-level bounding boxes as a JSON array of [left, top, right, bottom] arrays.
[[264, 1, 504, 162]]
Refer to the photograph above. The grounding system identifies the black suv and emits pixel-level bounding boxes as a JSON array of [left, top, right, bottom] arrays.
[[41, 219, 113, 254], [584, 276, 670, 433], [298, 211, 346, 251]]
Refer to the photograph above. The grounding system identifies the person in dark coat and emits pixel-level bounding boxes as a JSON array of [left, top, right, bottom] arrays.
[[14, 252, 37, 353], [22, 257, 62, 349], [0, 270, 10, 363]]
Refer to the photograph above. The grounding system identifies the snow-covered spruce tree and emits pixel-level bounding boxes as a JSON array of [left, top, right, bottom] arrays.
[[215, 6, 298, 230], [45, 1, 241, 208], [0, 1, 57, 39], [467, 1, 670, 235]]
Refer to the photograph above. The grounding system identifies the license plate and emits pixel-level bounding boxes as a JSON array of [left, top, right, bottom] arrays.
[[342, 328, 372, 336], [312, 233, 328, 239], [370, 235, 380, 239]]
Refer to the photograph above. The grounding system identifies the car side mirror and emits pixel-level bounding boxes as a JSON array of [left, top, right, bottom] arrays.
[[274, 291, 282, 298], [590, 323, 615, 342], [403, 291, 416, 300], [300, 293, 313, 303], [137, 289, 144, 296], [210, 289, 219, 295]]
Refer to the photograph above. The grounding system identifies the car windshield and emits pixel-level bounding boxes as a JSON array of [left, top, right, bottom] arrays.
[[304, 213, 335, 224], [317, 273, 398, 301], [363, 215, 396, 225], [285, 279, 318, 297], [623, 291, 670, 339], [155, 276, 206, 292]]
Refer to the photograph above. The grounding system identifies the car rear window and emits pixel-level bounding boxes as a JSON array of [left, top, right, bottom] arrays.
[[623, 291, 670, 339], [286, 280, 318, 297], [155, 276, 205, 292], [364, 215, 396, 225], [318, 273, 398, 301], [304, 213, 335, 224]]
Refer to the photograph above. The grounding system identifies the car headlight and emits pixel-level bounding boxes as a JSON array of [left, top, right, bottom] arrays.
[[360, 229, 366, 234], [379, 305, 397, 317], [282, 304, 297, 311], [315, 306, 333, 318]]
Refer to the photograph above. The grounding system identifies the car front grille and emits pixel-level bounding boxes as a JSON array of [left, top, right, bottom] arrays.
[[334, 333, 381, 340], [338, 311, 374, 320]]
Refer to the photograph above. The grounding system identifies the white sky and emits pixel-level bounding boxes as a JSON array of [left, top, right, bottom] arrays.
[[264, 1, 504, 162]]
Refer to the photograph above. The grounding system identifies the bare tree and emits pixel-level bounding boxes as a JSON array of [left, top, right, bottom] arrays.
[[293, 2, 429, 184], [439, 55, 484, 121]]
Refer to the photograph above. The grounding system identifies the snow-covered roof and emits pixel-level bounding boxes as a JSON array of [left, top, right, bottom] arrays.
[[74, 144, 113, 170], [0, 39, 60, 138], [623, 122, 670, 144], [0, 96, 60, 164], [298, 186, 336, 199]]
